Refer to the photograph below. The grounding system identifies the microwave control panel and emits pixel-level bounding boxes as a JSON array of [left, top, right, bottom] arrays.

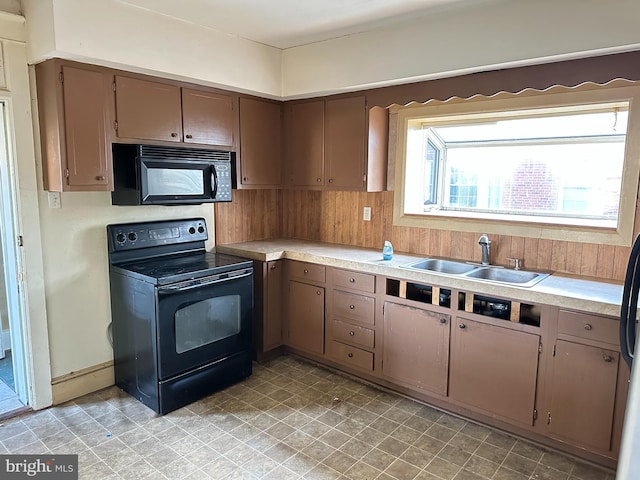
[[213, 161, 232, 202]]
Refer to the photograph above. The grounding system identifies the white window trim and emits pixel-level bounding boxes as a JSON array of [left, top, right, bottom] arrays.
[[392, 83, 640, 247]]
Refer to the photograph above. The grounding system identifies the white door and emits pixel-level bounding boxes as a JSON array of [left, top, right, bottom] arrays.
[[0, 101, 27, 403]]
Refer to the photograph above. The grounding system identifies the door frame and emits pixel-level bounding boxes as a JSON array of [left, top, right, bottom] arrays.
[[1, 25, 53, 410]]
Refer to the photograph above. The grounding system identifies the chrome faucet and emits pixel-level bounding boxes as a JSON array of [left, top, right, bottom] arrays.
[[478, 234, 491, 265]]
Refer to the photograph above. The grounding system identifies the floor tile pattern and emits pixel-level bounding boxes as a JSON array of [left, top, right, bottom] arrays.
[[0, 356, 616, 480]]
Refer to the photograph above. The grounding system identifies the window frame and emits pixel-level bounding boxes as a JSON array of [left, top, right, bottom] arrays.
[[392, 83, 640, 247]]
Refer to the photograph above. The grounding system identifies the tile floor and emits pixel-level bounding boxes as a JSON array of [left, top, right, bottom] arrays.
[[0, 356, 616, 480]]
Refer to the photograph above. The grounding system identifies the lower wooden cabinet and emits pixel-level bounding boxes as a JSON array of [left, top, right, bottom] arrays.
[[253, 260, 283, 356], [547, 340, 620, 452], [382, 302, 450, 396], [449, 317, 540, 426], [287, 280, 325, 355]]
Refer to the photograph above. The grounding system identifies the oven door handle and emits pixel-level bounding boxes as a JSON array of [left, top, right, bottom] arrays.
[[157, 270, 252, 294]]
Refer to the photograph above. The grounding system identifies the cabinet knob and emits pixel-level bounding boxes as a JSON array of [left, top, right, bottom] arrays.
[[439, 318, 447, 324], [304, 269, 309, 274], [349, 278, 356, 283], [584, 324, 592, 331], [603, 354, 614, 363], [349, 331, 355, 336], [328, 179, 334, 184], [243, 177, 248, 181], [349, 305, 355, 310], [96, 175, 105, 181], [171, 132, 178, 137], [459, 323, 466, 329], [316, 291, 321, 295], [316, 178, 322, 183], [348, 353, 354, 358], [270, 264, 277, 270], [185, 134, 193, 139]]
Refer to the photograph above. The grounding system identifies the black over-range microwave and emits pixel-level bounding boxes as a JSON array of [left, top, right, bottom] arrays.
[[111, 143, 233, 206]]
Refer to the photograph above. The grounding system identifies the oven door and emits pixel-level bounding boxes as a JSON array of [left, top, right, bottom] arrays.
[[156, 268, 253, 380]]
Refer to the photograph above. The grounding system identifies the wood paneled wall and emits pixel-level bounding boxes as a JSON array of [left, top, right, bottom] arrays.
[[216, 189, 631, 282]]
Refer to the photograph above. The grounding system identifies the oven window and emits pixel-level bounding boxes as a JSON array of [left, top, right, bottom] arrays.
[[175, 295, 240, 354], [147, 168, 204, 196]]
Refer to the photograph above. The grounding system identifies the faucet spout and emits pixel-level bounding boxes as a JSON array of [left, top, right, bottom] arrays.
[[478, 234, 491, 265]]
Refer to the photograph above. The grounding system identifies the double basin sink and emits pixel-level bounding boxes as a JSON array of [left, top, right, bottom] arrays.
[[401, 258, 550, 288]]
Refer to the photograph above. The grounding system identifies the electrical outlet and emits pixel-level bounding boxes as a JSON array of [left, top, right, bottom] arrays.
[[48, 191, 61, 209], [363, 206, 371, 221]]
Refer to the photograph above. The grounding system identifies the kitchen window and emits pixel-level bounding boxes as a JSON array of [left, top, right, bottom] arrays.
[[394, 84, 640, 246]]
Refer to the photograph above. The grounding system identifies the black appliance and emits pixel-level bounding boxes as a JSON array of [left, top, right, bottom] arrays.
[[621, 234, 640, 368], [107, 218, 253, 414], [111, 143, 233, 206]]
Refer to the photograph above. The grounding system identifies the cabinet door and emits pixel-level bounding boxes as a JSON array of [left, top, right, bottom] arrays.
[[548, 340, 619, 452], [382, 302, 450, 396], [325, 96, 366, 189], [284, 100, 324, 187], [61, 66, 113, 190], [182, 88, 235, 148], [450, 317, 540, 425], [287, 281, 324, 355], [263, 261, 283, 351], [115, 76, 182, 142], [239, 97, 282, 187]]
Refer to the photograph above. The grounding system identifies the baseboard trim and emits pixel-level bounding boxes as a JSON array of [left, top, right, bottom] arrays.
[[51, 361, 114, 405]]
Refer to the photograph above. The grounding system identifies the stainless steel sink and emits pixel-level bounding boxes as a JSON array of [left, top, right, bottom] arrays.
[[465, 267, 549, 287], [401, 258, 550, 287], [403, 258, 477, 275]]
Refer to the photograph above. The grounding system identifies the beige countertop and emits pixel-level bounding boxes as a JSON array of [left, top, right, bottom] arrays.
[[215, 238, 624, 318]]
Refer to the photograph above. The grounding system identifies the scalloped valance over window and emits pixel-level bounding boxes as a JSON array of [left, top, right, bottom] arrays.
[[365, 50, 640, 108]]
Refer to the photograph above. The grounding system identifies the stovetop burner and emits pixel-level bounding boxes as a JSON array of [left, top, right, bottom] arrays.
[[116, 252, 253, 285]]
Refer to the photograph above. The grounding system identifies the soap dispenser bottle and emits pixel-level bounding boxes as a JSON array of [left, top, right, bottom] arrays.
[[382, 241, 393, 260]]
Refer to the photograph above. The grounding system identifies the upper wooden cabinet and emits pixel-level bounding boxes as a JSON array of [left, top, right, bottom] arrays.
[[36, 60, 114, 192], [284, 100, 325, 187], [284, 96, 388, 191], [238, 97, 282, 188], [114, 76, 237, 149]]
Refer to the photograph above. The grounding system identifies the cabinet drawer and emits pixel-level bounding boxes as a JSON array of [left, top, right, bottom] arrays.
[[332, 319, 374, 349], [332, 290, 375, 324], [326, 340, 374, 371], [288, 261, 326, 283], [333, 269, 375, 293], [558, 310, 619, 346]]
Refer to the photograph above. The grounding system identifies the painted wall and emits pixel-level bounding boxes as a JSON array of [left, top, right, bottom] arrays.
[[36, 192, 215, 378], [21, 0, 283, 98], [282, 0, 640, 97], [19, 0, 640, 100]]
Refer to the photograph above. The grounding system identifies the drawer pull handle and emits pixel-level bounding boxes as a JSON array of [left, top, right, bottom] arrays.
[[316, 291, 321, 295], [349, 331, 355, 336], [584, 324, 592, 331], [348, 353, 354, 358], [304, 269, 309, 274], [349, 278, 356, 283], [439, 318, 447, 324], [349, 305, 355, 310], [459, 323, 466, 329], [603, 354, 613, 363]]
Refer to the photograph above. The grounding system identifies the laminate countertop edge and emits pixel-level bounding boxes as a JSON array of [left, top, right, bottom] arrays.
[[215, 239, 624, 319]]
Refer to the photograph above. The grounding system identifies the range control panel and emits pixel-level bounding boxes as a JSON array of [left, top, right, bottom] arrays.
[[107, 218, 208, 252]]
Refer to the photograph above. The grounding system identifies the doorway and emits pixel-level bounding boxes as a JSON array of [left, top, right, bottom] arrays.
[[0, 100, 28, 416]]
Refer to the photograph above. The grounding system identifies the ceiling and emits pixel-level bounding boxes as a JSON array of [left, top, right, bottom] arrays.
[[118, 0, 487, 49]]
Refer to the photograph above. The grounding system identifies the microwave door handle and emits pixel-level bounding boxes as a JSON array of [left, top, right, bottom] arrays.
[[210, 165, 218, 199]]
